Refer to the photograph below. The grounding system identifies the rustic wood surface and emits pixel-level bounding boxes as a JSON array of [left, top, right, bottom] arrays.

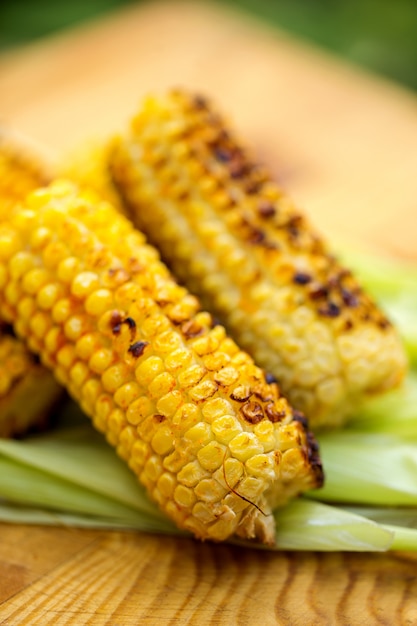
[[0, 1, 417, 623]]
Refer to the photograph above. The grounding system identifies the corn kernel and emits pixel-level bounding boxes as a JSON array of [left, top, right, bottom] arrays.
[[71, 271, 100, 299], [89, 348, 115, 374], [114, 381, 141, 409], [177, 460, 208, 487], [174, 484, 197, 508], [148, 371, 176, 398], [126, 395, 153, 425], [151, 424, 175, 455], [211, 415, 242, 444], [156, 389, 183, 417], [188, 379, 218, 402], [197, 440, 226, 472], [184, 422, 213, 447], [85, 288, 114, 316], [194, 477, 227, 503], [135, 355, 165, 386], [177, 364, 206, 388], [157, 471, 177, 499], [102, 363, 131, 393], [229, 432, 264, 461]]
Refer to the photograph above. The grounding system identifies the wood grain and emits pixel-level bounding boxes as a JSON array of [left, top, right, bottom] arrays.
[[1, 0, 416, 259], [1, 1, 417, 623], [1, 525, 417, 625]]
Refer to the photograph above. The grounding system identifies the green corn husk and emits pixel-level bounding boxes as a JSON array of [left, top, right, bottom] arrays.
[[0, 246, 416, 552]]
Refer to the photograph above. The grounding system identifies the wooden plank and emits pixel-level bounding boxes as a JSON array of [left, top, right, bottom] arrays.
[[1, 0, 416, 258], [1, 525, 417, 624]]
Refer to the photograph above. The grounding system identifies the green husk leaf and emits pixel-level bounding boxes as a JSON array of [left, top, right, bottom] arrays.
[[348, 374, 417, 437], [309, 432, 417, 506]]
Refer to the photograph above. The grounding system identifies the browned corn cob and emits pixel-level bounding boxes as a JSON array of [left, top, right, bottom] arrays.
[[0, 180, 322, 543], [0, 135, 63, 436], [109, 89, 408, 429]]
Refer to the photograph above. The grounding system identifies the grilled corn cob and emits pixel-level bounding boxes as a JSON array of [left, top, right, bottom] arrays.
[[0, 135, 63, 436], [109, 90, 408, 428], [0, 180, 322, 543]]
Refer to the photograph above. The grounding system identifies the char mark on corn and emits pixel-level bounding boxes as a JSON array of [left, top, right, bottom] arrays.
[[109, 89, 408, 428], [0, 180, 323, 543]]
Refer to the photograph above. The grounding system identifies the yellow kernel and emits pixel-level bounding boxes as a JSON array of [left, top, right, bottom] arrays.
[[114, 381, 141, 409], [69, 360, 90, 387], [126, 395, 153, 425], [119, 424, 136, 453], [156, 390, 183, 417], [101, 363, 131, 393], [151, 424, 175, 455], [171, 402, 201, 430], [237, 476, 264, 501], [163, 449, 186, 473], [157, 472, 177, 498], [177, 460, 208, 487], [188, 379, 218, 402], [245, 453, 276, 479], [177, 364, 206, 389], [30, 226, 52, 250], [89, 348, 115, 374], [203, 352, 230, 371], [164, 348, 193, 372], [37, 283, 61, 310], [229, 432, 264, 461], [131, 439, 151, 469], [81, 378, 103, 409], [202, 397, 234, 422], [194, 478, 227, 503], [211, 415, 242, 444], [42, 241, 69, 269], [206, 518, 237, 542], [64, 314, 90, 341], [197, 441, 226, 472], [148, 371, 176, 398], [0, 228, 21, 260], [56, 344, 77, 369], [22, 268, 49, 295], [108, 408, 126, 436], [95, 394, 114, 421], [216, 457, 244, 489], [174, 484, 197, 508], [9, 251, 35, 280], [153, 330, 181, 353], [57, 257, 80, 283], [214, 366, 239, 387], [75, 332, 100, 359], [135, 355, 164, 386], [52, 298, 74, 323], [44, 327, 64, 354], [184, 422, 213, 446], [29, 310, 50, 339], [5, 281, 21, 306], [17, 296, 35, 321], [192, 501, 217, 524], [144, 455, 164, 483], [85, 289, 114, 316], [71, 271, 100, 299], [140, 313, 170, 338], [253, 420, 276, 452]]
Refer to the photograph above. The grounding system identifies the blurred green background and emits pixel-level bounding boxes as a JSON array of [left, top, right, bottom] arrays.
[[1, 0, 417, 92]]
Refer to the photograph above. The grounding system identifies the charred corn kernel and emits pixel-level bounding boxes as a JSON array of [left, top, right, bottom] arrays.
[[0, 180, 322, 544], [110, 89, 408, 428]]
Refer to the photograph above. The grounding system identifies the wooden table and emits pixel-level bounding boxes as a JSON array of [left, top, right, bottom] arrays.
[[0, 1, 416, 623]]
